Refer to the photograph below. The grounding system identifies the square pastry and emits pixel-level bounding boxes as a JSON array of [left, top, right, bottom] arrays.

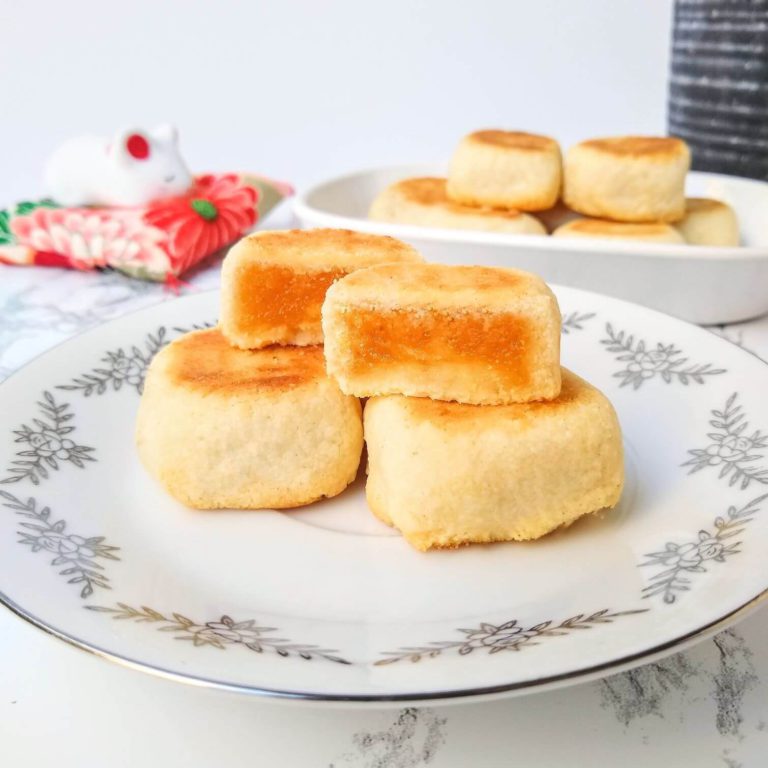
[[322, 262, 561, 405], [364, 369, 624, 550], [220, 229, 421, 349]]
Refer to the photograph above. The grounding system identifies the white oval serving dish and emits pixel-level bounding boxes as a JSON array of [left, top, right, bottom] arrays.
[[294, 165, 768, 325]]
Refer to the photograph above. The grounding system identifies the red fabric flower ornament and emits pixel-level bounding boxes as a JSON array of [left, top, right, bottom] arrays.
[[0, 173, 290, 281], [144, 174, 258, 275]]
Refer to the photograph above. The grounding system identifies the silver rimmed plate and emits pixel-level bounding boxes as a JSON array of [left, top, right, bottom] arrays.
[[1, 287, 767, 704]]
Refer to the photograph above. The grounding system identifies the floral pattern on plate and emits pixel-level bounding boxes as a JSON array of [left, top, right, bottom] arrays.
[[0, 490, 119, 598], [640, 494, 768, 604], [683, 394, 768, 489], [56, 321, 217, 397], [601, 323, 726, 389], [375, 609, 648, 665], [57, 327, 170, 396], [1, 391, 94, 485], [87, 603, 351, 665], [561, 311, 595, 335]]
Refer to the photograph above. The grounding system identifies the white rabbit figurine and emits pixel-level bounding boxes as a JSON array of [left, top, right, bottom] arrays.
[[44, 124, 193, 207]]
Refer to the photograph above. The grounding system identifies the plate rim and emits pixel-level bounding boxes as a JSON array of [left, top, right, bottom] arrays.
[[2, 586, 765, 704], [2, 285, 768, 704]]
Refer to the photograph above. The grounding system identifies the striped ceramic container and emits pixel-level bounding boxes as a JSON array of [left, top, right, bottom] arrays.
[[668, 0, 768, 181]]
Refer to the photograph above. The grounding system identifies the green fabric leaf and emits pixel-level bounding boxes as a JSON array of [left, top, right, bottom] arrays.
[[0, 198, 59, 245], [190, 198, 218, 221], [14, 198, 58, 216], [0, 208, 13, 245]]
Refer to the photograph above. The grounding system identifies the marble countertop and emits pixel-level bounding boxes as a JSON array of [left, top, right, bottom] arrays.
[[2, 208, 767, 767]]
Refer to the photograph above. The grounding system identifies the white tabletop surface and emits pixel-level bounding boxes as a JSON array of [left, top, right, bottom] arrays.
[[2, 204, 768, 768]]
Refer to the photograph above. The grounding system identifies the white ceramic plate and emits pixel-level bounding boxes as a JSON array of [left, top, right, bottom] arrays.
[[1, 288, 767, 704], [294, 165, 768, 325]]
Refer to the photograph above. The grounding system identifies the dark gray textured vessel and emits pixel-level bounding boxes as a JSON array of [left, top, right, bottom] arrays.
[[668, 0, 768, 180]]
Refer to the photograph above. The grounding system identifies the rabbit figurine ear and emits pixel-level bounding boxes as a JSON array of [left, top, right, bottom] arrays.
[[152, 123, 179, 145], [111, 128, 152, 163]]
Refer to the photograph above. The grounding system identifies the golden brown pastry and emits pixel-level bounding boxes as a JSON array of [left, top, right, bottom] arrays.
[[136, 329, 363, 509], [447, 130, 562, 211], [364, 369, 624, 551], [563, 136, 690, 222], [674, 198, 739, 246], [369, 177, 546, 234], [322, 262, 561, 405], [553, 218, 685, 243], [220, 229, 422, 350]]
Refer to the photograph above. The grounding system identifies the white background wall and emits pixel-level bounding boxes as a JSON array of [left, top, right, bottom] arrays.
[[1, 0, 673, 203]]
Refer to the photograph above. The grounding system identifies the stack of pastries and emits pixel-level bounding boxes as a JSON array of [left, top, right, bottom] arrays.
[[136, 228, 625, 551], [136, 229, 420, 509], [370, 130, 740, 247], [323, 261, 624, 550]]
